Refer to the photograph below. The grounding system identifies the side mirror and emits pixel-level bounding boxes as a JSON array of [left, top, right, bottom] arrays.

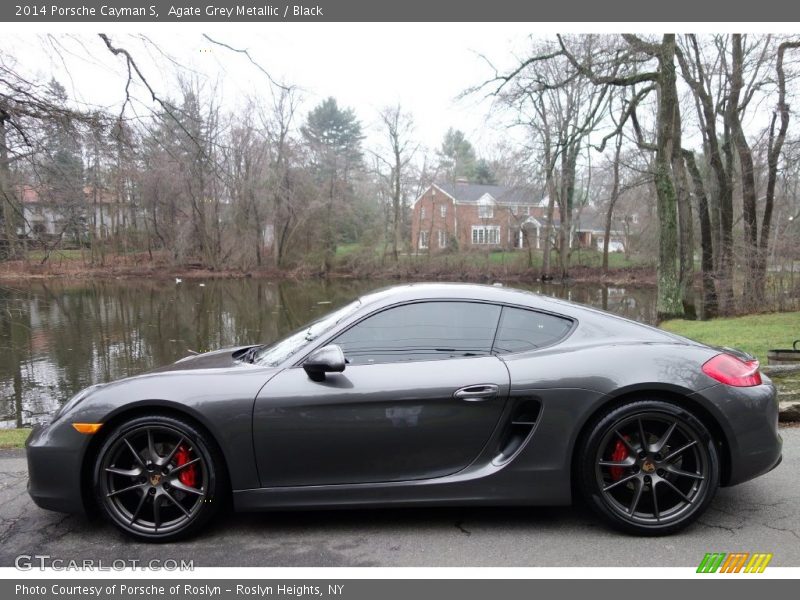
[[303, 344, 346, 382]]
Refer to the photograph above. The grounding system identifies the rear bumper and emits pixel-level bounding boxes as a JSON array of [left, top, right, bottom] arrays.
[[693, 382, 782, 486], [26, 421, 89, 514]]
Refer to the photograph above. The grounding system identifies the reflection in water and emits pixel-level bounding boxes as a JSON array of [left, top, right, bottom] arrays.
[[0, 279, 657, 427]]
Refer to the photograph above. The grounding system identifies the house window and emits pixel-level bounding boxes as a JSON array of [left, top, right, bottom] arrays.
[[522, 206, 530, 216], [510, 205, 518, 216], [440, 205, 447, 218], [418, 230, 429, 249], [478, 205, 494, 219], [420, 207, 426, 219], [471, 225, 501, 245], [437, 230, 447, 248]]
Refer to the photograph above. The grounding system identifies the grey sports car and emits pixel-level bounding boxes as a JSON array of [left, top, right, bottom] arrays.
[[26, 283, 781, 541]]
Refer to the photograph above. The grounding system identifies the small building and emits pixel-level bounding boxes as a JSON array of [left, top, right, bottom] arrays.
[[410, 182, 548, 252], [572, 208, 632, 252], [16, 184, 118, 241]]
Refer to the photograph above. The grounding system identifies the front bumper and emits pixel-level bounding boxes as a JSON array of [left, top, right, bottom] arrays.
[[26, 421, 90, 514], [693, 381, 782, 486]]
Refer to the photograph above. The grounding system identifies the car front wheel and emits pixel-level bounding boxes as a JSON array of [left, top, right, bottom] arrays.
[[577, 399, 720, 536], [93, 414, 224, 542]]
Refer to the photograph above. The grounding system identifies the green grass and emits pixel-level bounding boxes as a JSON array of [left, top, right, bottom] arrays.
[[334, 243, 363, 257], [0, 428, 31, 449], [661, 312, 800, 365], [396, 248, 648, 270]]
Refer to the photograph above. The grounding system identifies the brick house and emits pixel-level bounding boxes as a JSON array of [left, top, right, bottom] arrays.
[[410, 182, 548, 252]]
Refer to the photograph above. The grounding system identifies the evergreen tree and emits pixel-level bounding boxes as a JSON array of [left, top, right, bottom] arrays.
[[302, 97, 363, 272], [439, 128, 477, 182], [41, 79, 85, 242]]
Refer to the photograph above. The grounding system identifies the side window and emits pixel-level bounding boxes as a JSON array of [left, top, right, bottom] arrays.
[[492, 307, 573, 354], [334, 302, 501, 366]]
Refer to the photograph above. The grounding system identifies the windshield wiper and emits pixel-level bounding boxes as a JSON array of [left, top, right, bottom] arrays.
[[240, 345, 264, 364]]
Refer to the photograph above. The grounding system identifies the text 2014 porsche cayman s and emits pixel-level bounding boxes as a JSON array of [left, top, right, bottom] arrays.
[[26, 283, 781, 541]]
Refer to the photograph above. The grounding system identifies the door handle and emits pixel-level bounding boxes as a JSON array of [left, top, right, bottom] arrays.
[[454, 384, 499, 401]]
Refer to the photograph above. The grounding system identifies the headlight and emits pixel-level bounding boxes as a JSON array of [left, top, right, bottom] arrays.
[[52, 384, 103, 423]]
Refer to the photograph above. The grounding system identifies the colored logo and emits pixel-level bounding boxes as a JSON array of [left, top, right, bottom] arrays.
[[696, 552, 773, 573]]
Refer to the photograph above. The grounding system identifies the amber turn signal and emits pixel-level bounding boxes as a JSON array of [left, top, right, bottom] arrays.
[[72, 423, 103, 434]]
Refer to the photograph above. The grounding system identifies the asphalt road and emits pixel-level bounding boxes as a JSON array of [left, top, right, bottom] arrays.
[[1, 427, 798, 568]]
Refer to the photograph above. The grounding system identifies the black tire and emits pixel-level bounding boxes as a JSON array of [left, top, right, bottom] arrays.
[[577, 399, 719, 536], [93, 414, 226, 542]]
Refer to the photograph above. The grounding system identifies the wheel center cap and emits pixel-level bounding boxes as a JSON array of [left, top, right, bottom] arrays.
[[149, 473, 162, 486], [642, 461, 656, 474]]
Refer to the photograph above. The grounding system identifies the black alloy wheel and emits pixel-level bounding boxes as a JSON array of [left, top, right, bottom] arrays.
[[578, 400, 720, 535], [94, 414, 224, 542]]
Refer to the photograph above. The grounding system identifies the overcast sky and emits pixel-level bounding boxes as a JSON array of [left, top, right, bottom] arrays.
[[3, 25, 792, 162], [3, 24, 542, 154]]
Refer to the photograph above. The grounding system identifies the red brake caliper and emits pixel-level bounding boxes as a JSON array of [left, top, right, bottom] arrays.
[[174, 445, 197, 487], [609, 438, 630, 481]]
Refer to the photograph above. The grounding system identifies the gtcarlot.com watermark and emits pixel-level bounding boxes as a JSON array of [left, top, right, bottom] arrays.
[[15, 554, 194, 571]]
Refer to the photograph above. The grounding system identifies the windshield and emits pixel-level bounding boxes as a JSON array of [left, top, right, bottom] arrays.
[[253, 299, 363, 367]]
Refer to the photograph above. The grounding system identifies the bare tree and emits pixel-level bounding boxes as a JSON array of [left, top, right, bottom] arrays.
[[558, 34, 687, 319], [675, 34, 736, 313], [263, 85, 303, 268], [486, 35, 613, 279], [1, 50, 104, 259], [758, 40, 800, 297], [375, 104, 416, 262]]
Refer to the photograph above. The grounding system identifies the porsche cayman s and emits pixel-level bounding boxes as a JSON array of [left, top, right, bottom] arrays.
[[26, 283, 782, 541]]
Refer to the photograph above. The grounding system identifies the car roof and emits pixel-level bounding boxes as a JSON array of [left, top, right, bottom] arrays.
[[357, 282, 580, 314], [357, 282, 538, 308]]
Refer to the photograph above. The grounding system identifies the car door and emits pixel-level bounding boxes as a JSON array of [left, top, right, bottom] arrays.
[[252, 301, 510, 487]]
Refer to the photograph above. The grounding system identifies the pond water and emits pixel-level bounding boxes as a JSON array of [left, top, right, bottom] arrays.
[[0, 278, 658, 428]]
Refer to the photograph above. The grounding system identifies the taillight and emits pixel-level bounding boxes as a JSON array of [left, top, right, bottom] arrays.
[[702, 353, 762, 387]]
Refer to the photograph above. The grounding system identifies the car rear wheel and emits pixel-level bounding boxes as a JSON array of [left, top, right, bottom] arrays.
[[577, 400, 719, 535], [93, 414, 225, 542]]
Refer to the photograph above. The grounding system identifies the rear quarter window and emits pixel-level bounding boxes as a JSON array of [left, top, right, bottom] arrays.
[[492, 306, 574, 354]]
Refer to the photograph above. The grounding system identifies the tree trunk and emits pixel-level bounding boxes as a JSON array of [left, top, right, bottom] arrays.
[[0, 109, 9, 259], [602, 134, 623, 275], [323, 173, 336, 274], [558, 146, 578, 279], [683, 149, 717, 318], [392, 147, 402, 262], [671, 110, 696, 319], [727, 35, 761, 310], [542, 175, 557, 279], [653, 34, 684, 320], [718, 124, 736, 313]]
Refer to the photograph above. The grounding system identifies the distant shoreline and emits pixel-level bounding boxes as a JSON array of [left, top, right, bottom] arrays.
[[0, 260, 658, 287]]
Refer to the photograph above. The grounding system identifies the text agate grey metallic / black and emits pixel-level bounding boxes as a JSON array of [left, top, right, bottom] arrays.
[[26, 283, 782, 540]]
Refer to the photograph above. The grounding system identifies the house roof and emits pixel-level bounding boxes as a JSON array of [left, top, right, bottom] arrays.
[[573, 207, 625, 234], [16, 185, 116, 205], [518, 208, 628, 235], [434, 182, 541, 206]]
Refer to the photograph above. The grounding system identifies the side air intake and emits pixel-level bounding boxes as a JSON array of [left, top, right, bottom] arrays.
[[493, 398, 541, 466]]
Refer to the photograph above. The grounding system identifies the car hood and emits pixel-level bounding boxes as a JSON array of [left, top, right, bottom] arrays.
[[147, 345, 256, 373]]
